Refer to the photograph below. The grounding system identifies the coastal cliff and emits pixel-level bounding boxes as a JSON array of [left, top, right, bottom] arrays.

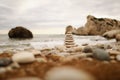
[[72, 15, 120, 35]]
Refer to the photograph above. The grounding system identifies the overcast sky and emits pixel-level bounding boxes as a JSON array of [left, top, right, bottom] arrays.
[[0, 0, 120, 34]]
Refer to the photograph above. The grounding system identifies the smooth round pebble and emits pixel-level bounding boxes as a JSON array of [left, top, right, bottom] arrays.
[[12, 52, 35, 63], [92, 48, 110, 61], [45, 66, 95, 80], [116, 55, 120, 61], [10, 62, 20, 69], [0, 58, 13, 67]]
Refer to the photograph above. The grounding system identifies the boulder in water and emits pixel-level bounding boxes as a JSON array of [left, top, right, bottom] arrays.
[[8, 26, 33, 39]]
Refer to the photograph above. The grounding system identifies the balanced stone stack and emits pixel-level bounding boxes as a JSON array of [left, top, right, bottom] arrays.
[[64, 32, 75, 48]]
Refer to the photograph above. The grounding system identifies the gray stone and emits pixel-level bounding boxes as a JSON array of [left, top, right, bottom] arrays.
[[92, 48, 110, 61], [0, 58, 13, 67], [83, 46, 93, 53]]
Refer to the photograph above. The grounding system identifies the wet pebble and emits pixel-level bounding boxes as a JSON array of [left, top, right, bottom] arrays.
[[0, 58, 13, 67], [92, 48, 110, 61]]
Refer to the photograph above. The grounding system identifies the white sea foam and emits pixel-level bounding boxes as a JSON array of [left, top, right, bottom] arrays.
[[0, 34, 116, 53]]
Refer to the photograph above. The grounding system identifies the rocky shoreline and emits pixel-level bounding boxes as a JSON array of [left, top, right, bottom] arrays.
[[0, 41, 120, 80], [0, 15, 120, 80]]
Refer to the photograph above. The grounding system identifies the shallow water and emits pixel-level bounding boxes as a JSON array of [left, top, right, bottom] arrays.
[[0, 34, 116, 53]]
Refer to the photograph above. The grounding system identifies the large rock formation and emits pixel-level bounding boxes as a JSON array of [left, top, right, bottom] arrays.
[[8, 26, 33, 39], [73, 15, 120, 35]]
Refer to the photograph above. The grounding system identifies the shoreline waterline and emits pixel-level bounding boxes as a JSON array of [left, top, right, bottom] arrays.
[[0, 34, 116, 53]]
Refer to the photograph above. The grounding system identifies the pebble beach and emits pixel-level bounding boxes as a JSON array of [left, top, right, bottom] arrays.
[[0, 34, 120, 80], [0, 0, 120, 79]]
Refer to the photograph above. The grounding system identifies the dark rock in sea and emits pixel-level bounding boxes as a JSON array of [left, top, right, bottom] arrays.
[[0, 58, 13, 67], [83, 46, 93, 53], [92, 48, 110, 61], [8, 26, 33, 39]]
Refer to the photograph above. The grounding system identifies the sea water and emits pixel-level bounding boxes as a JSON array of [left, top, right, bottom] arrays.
[[0, 34, 116, 53]]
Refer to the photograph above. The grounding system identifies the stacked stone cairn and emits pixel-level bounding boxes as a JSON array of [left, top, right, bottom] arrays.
[[64, 25, 75, 48]]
